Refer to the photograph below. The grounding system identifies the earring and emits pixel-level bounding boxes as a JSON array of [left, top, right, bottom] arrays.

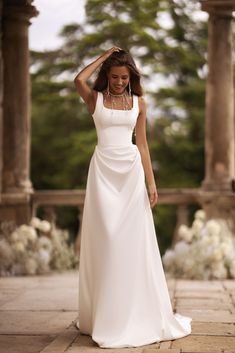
[[128, 81, 131, 96], [107, 80, 110, 96]]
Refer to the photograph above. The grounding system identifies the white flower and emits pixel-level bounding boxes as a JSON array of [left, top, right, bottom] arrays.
[[30, 217, 51, 233], [221, 242, 233, 258], [0, 239, 14, 266], [17, 225, 37, 246], [0, 221, 77, 276], [174, 241, 189, 255], [178, 224, 189, 238], [178, 225, 193, 242], [211, 248, 223, 262], [39, 220, 51, 233], [26, 228, 37, 243], [206, 219, 220, 237], [162, 249, 175, 268], [208, 234, 220, 245], [30, 217, 42, 229], [12, 241, 25, 253], [211, 262, 227, 279], [199, 235, 211, 246], [36, 249, 51, 274], [38, 236, 52, 252], [25, 258, 38, 275], [162, 210, 235, 279], [10, 231, 20, 243], [37, 249, 51, 265], [182, 257, 195, 272], [195, 209, 206, 221], [192, 219, 204, 237]]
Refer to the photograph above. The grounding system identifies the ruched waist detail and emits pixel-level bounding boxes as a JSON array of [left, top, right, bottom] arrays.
[[94, 143, 140, 167], [96, 143, 138, 153]]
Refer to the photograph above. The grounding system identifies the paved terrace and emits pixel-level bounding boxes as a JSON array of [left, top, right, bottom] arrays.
[[0, 271, 235, 353]]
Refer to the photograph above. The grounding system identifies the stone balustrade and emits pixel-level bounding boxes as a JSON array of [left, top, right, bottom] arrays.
[[29, 187, 235, 251]]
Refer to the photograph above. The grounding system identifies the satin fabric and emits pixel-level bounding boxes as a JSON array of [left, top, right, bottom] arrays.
[[76, 91, 192, 348]]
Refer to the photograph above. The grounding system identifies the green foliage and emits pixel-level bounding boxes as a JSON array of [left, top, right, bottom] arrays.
[[153, 205, 177, 255], [30, 0, 207, 249]]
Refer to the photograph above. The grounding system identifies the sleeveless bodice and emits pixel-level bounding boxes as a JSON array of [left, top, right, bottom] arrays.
[[92, 91, 139, 147]]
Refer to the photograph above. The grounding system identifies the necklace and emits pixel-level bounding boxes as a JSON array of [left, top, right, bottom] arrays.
[[104, 90, 132, 111]]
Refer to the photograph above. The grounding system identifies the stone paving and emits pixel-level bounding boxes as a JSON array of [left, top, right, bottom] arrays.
[[0, 271, 235, 353]]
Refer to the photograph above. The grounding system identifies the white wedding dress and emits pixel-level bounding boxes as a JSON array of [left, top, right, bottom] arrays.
[[76, 91, 192, 348]]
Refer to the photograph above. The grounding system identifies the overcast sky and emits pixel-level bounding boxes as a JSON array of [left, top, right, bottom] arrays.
[[29, 0, 208, 51], [29, 0, 86, 51]]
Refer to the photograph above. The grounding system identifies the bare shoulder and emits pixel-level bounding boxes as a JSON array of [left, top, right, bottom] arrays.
[[87, 90, 98, 114], [137, 96, 147, 114]]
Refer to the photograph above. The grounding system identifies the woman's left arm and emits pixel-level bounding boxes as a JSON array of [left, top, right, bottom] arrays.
[[135, 96, 158, 209]]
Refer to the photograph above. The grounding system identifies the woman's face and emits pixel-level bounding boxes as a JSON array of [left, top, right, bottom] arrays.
[[107, 66, 130, 94]]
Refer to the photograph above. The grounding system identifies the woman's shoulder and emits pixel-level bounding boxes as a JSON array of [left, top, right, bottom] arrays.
[[92, 90, 106, 100], [137, 95, 146, 105], [136, 95, 146, 112]]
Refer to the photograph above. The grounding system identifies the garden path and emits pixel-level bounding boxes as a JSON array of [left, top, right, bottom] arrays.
[[0, 271, 235, 353]]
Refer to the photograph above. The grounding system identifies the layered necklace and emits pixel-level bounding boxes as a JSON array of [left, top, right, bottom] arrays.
[[104, 89, 132, 111]]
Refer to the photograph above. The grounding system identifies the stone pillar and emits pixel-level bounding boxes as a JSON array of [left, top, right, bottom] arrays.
[[0, 1, 38, 224], [0, 0, 3, 202], [200, 0, 235, 191]]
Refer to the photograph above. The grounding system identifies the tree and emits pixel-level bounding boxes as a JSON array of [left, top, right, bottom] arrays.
[[30, 0, 207, 253]]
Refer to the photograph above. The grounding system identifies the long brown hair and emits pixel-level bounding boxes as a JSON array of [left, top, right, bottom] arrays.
[[93, 50, 143, 96]]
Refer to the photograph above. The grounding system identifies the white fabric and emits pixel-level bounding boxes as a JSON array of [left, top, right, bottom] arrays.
[[76, 91, 192, 348]]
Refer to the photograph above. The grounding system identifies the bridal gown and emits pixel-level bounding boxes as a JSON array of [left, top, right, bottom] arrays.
[[76, 91, 192, 348]]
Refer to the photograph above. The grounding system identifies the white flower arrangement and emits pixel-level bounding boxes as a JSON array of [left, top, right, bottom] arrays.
[[0, 217, 78, 276], [162, 209, 235, 280]]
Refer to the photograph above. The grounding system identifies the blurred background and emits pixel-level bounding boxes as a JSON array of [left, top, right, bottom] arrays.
[[29, 0, 208, 254]]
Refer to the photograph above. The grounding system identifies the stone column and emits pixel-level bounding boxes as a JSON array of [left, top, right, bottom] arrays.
[[0, 1, 38, 224], [2, 1, 38, 194], [200, 0, 235, 191], [0, 0, 3, 202]]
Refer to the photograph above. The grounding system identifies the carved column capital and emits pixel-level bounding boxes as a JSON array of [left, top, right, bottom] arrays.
[[200, 0, 235, 17], [3, 1, 39, 25]]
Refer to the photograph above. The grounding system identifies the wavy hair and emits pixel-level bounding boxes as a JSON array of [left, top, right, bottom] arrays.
[[93, 50, 143, 96]]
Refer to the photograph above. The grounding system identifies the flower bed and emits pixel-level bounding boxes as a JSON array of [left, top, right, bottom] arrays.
[[0, 217, 78, 276], [162, 210, 235, 280]]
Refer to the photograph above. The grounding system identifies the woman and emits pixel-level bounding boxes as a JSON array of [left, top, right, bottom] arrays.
[[74, 47, 192, 348]]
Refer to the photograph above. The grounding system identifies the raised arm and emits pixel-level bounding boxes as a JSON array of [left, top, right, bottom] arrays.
[[74, 47, 121, 114]]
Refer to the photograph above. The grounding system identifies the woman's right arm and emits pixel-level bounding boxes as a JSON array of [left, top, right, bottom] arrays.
[[74, 47, 121, 113]]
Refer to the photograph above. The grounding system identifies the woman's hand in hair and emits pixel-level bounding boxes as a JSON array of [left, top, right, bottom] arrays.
[[102, 47, 122, 60], [74, 46, 121, 112]]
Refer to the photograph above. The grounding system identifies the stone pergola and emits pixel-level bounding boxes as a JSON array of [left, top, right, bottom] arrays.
[[0, 0, 38, 224], [0, 0, 234, 232]]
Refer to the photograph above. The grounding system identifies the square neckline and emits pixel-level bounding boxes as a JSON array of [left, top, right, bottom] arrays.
[[100, 91, 135, 111]]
